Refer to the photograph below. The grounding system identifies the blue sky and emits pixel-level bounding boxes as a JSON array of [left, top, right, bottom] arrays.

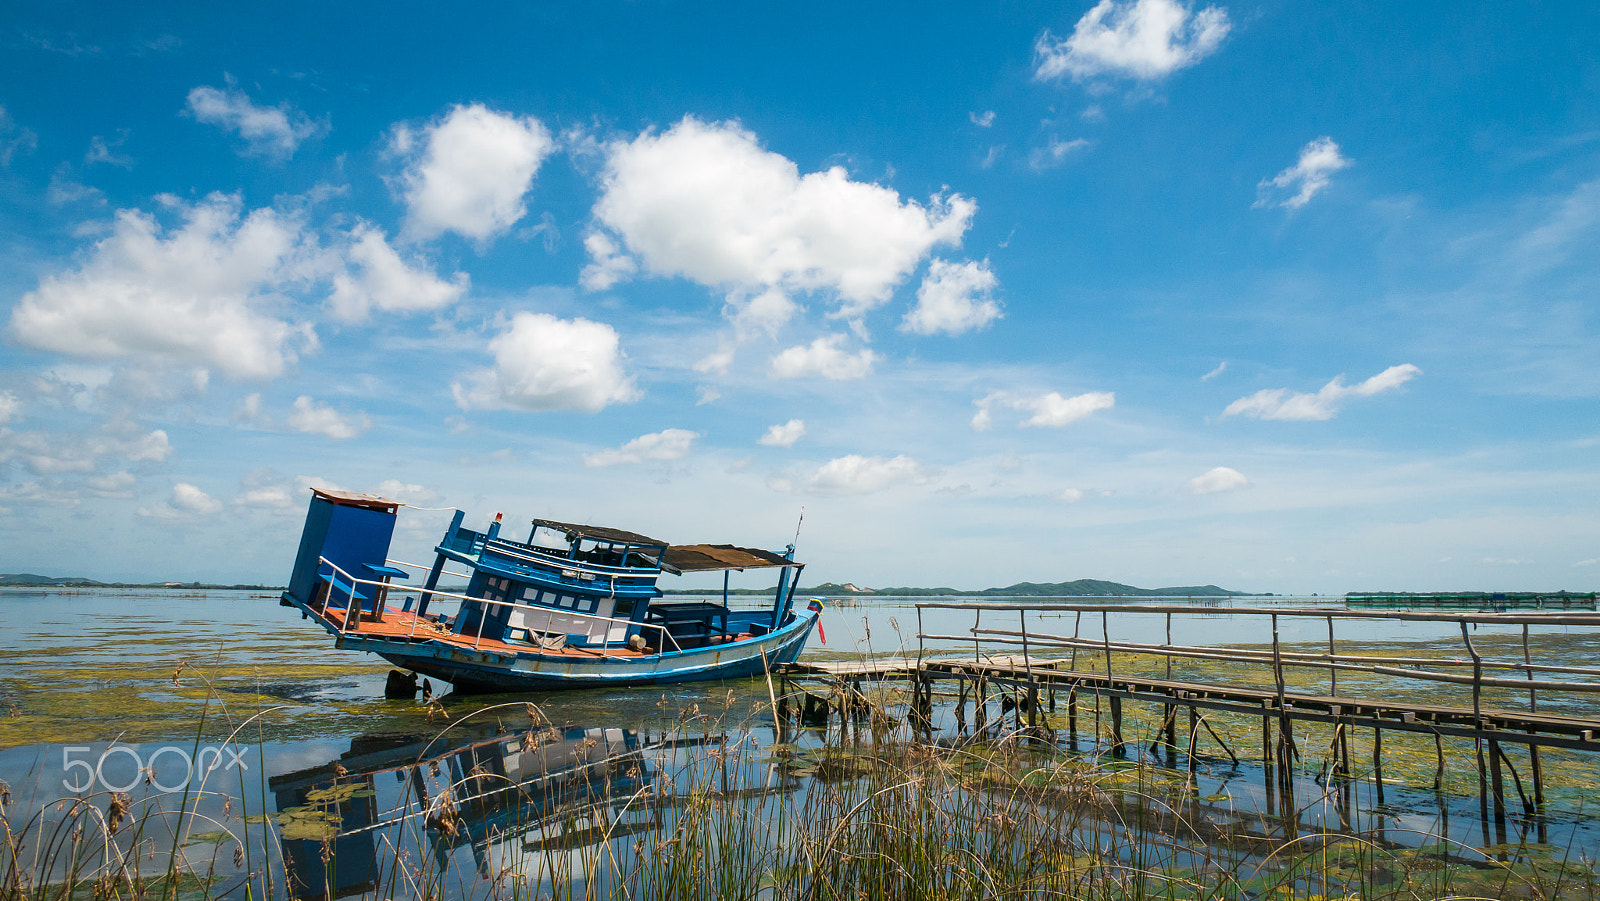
[[0, 0, 1596, 593]]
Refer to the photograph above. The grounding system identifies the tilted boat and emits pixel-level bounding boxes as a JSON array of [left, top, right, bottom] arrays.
[[279, 488, 820, 692]]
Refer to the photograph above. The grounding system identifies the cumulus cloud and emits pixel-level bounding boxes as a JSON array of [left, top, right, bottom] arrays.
[[7, 193, 313, 380], [970, 111, 996, 128], [972, 390, 1115, 430], [186, 82, 321, 158], [138, 481, 223, 518], [1223, 364, 1419, 421], [902, 259, 1001, 336], [759, 419, 806, 447], [392, 104, 554, 242], [1187, 466, 1249, 495], [769, 335, 878, 380], [1255, 137, 1352, 210], [582, 116, 975, 326], [583, 428, 699, 467], [453, 312, 639, 412], [286, 395, 371, 440], [1034, 0, 1231, 82], [327, 222, 468, 321], [1028, 136, 1090, 171], [806, 454, 931, 496], [0, 392, 18, 425], [0, 425, 170, 476]]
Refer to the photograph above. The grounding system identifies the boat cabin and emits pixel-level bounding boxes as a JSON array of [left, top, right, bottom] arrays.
[[415, 510, 803, 653]]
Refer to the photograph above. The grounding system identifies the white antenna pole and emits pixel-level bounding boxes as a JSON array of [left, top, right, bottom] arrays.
[[792, 506, 805, 549]]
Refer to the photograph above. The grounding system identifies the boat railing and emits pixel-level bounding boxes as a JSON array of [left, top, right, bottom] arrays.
[[385, 558, 473, 581], [481, 539, 663, 582], [318, 558, 683, 656]]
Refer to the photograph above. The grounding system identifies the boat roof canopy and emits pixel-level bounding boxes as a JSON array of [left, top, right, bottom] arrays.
[[529, 518, 668, 548], [662, 544, 797, 573], [311, 487, 401, 513]]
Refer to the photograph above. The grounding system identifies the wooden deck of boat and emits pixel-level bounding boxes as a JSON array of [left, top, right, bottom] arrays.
[[310, 604, 755, 659]]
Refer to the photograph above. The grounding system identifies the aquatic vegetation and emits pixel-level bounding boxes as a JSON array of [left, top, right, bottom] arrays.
[[5, 681, 1600, 901]]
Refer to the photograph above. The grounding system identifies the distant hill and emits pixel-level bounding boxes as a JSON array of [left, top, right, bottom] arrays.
[[676, 579, 1252, 597], [0, 573, 105, 586], [0, 573, 280, 590]]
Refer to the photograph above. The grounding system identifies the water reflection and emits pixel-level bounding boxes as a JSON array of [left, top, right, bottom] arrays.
[[267, 717, 754, 901]]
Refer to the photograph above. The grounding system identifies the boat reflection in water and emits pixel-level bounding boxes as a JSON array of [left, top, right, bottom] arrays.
[[268, 719, 736, 901]]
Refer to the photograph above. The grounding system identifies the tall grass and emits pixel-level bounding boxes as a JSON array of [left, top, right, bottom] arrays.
[[4, 677, 1598, 901]]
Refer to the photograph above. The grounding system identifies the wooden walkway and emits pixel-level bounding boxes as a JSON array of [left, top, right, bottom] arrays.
[[778, 603, 1600, 841]]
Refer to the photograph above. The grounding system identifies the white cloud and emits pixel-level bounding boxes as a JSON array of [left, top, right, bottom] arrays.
[[1057, 487, 1086, 503], [1028, 136, 1090, 171], [47, 165, 104, 206], [1223, 364, 1420, 421], [0, 392, 18, 424], [232, 392, 263, 424], [583, 116, 975, 324], [453, 312, 640, 413], [1201, 361, 1227, 381], [392, 104, 554, 242], [374, 479, 440, 505], [286, 395, 371, 440], [139, 481, 223, 518], [8, 193, 312, 380], [902, 258, 1002, 336], [759, 419, 807, 447], [769, 335, 878, 380], [1255, 137, 1352, 210], [1034, 0, 1231, 82], [1575, 558, 1599, 567], [327, 222, 468, 321], [0, 106, 39, 167], [583, 428, 699, 467], [806, 454, 932, 496], [186, 83, 320, 158], [85, 471, 136, 497], [1187, 466, 1249, 495], [972, 390, 1115, 430], [970, 110, 996, 128], [85, 133, 132, 168], [0, 426, 170, 475], [236, 485, 294, 509]]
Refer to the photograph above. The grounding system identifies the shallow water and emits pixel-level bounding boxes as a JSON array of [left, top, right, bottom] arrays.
[[4, 588, 1600, 898]]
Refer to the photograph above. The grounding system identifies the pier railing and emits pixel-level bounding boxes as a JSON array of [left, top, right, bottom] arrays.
[[913, 602, 1600, 716]]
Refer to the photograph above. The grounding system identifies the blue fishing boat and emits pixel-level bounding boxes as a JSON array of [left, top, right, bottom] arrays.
[[280, 488, 820, 692]]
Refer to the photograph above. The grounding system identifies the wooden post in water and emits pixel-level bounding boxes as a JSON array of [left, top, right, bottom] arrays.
[[1522, 624, 1546, 815], [1373, 725, 1385, 805], [1460, 622, 1490, 828], [1067, 688, 1078, 746], [1489, 738, 1508, 845], [1109, 694, 1124, 757]]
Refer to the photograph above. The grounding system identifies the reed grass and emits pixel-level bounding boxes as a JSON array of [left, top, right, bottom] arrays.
[[4, 671, 1598, 901]]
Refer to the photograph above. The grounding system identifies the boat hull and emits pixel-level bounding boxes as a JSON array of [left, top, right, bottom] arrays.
[[353, 609, 818, 693]]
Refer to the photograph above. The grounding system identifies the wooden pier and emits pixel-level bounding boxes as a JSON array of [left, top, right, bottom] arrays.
[[777, 603, 1600, 844]]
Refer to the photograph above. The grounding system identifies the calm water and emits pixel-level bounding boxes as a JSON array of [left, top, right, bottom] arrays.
[[4, 587, 1600, 896]]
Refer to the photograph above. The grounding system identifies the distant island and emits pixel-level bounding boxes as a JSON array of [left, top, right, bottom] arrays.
[[0, 573, 280, 590], [1, 572, 1254, 597]]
